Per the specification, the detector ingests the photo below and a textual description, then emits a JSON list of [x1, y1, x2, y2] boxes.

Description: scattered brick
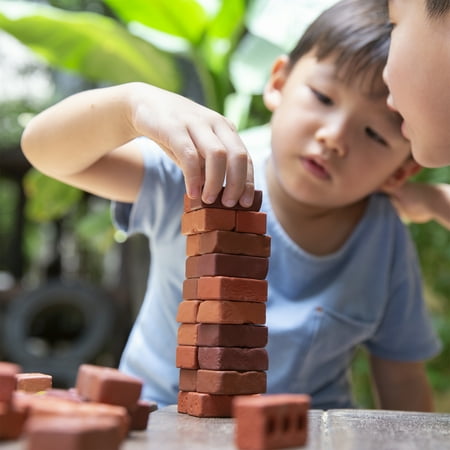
[[233, 394, 311, 450], [16, 373, 52, 393]]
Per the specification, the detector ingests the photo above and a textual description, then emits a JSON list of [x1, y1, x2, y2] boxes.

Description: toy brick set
[[0, 189, 311, 449], [0, 362, 156, 449]]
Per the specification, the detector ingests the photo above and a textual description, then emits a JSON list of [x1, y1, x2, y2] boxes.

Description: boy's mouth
[[301, 157, 331, 180]]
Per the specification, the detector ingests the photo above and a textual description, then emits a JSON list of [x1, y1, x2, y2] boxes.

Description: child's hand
[[385, 181, 437, 224], [130, 83, 254, 208]]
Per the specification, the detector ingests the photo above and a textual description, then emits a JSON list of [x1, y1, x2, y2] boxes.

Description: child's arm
[[388, 182, 450, 230], [369, 354, 434, 411], [21, 82, 254, 206]]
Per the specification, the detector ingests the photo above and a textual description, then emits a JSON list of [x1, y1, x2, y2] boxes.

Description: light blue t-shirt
[[113, 135, 440, 409]]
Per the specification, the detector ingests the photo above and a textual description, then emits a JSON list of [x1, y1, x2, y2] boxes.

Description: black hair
[[426, 0, 450, 17], [287, 0, 391, 93]]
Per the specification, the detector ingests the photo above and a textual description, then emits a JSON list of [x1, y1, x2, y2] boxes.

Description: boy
[[21, 0, 440, 410]]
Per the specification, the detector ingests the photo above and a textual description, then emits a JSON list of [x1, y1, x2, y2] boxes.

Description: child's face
[[264, 53, 411, 209], [385, 0, 450, 167]]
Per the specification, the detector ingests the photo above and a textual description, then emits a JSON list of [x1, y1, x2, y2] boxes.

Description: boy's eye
[[311, 88, 333, 106], [365, 127, 387, 146]]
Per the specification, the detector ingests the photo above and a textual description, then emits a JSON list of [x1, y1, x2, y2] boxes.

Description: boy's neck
[[266, 162, 368, 256]]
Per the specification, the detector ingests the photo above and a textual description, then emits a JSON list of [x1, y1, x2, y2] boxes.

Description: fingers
[[186, 118, 255, 207]]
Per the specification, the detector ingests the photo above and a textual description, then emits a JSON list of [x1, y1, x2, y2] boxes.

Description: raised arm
[[21, 82, 254, 205]]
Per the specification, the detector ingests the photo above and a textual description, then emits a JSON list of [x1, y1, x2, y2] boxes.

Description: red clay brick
[[198, 347, 268, 371], [185, 392, 235, 418], [182, 278, 199, 300], [0, 401, 28, 440], [181, 209, 236, 235], [235, 211, 267, 234], [129, 400, 157, 431], [176, 346, 199, 369], [197, 301, 266, 325], [176, 300, 201, 323], [76, 364, 142, 410], [185, 253, 268, 279], [233, 394, 311, 450], [16, 373, 52, 393], [177, 391, 190, 414], [196, 370, 266, 395], [183, 189, 262, 213], [197, 324, 268, 347], [178, 369, 198, 392], [26, 415, 122, 450], [197, 276, 267, 302], [177, 323, 200, 345], [0, 362, 21, 404], [186, 230, 271, 258]]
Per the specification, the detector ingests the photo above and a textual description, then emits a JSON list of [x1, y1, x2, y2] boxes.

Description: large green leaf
[[103, 0, 209, 45], [0, 1, 180, 90], [201, 0, 245, 74]]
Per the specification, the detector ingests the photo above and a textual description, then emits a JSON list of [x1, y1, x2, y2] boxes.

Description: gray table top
[[2, 406, 450, 449]]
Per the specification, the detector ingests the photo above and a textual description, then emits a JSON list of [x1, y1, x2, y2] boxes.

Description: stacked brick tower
[[176, 189, 271, 418]]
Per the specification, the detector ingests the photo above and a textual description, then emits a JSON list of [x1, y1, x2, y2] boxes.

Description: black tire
[[2, 279, 116, 368]]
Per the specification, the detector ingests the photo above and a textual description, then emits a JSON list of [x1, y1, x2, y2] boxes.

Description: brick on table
[[129, 399, 157, 431], [196, 370, 266, 395], [183, 189, 263, 213], [235, 211, 267, 235], [177, 391, 190, 414], [233, 394, 311, 450], [176, 300, 201, 323], [198, 347, 268, 371], [0, 401, 28, 441], [16, 373, 52, 393], [197, 324, 268, 348], [176, 346, 199, 369], [0, 362, 21, 403], [185, 253, 269, 280], [186, 230, 271, 258], [184, 391, 236, 418], [196, 276, 267, 302], [15, 394, 130, 440], [178, 369, 198, 392], [197, 300, 266, 325], [181, 209, 236, 235], [25, 415, 123, 450], [75, 364, 142, 410]]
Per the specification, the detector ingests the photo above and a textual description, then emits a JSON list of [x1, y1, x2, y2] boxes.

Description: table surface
[[2, 406, 450, 449]]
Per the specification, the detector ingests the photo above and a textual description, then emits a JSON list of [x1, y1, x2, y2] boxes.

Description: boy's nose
[[315, 122, 348, 158]]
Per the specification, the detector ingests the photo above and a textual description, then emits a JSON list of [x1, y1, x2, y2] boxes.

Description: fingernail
[[222, 198, 236, 208]]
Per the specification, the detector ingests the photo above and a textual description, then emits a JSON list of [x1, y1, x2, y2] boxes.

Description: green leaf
[[0, 1, 180, 90], [201, 0, 245, 74], [103, 0, 209, 45], [75, 206, 115, 253], [23, 170, 83, 222]]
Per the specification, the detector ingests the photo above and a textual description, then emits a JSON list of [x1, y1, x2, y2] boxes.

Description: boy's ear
[[263, 55, 290, 112], [380, 158, 422, 192]]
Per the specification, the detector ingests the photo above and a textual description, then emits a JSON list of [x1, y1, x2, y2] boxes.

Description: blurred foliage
[[0, 0, 449, 410]]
